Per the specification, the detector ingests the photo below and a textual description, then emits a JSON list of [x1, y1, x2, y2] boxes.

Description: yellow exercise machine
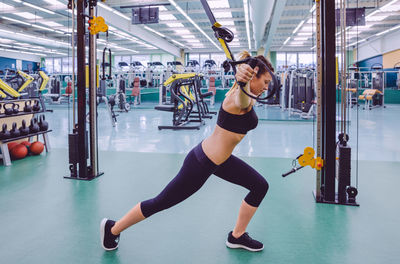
[[38, 71, 49, 92], [155, 73, 208, 130], [0, 70, 35, 98], [0, 89, 6, 99]]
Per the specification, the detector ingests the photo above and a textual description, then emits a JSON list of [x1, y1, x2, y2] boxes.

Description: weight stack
[[68, 131, 88, 177], [338, 143, 351, 203]]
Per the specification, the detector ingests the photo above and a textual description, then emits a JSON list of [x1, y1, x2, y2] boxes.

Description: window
[[54, 58, 61, 73], [286, 53, 297, 67], [200, 54, 210, 67], [298, 53, 315, 67], [62, 57, 72, 73], [162, 54, 174, 66], [45, 58, 53, 74], [122, 56, 131, 64], [133, 55, 150, 66], [114, 56, 122, 66], [276, 52, 286, 70], [152, 54, 161, 62], [189, 53, 200, 64], [210, 53, 226, 68]]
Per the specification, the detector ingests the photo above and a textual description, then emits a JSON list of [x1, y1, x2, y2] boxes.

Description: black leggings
[[141, 142, 269, 218]]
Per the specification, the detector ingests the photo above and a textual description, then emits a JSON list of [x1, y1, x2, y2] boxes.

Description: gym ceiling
[[0, 0, 399, 58]]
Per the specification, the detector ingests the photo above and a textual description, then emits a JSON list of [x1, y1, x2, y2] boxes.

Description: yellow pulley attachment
[[88, 16, 108, 35], [298, 147, 324, 170], [282, 147, 324, 177]]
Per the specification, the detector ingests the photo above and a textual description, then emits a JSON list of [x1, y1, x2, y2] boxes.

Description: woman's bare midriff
[[202, 125, 245, 165], [201, 94, 254, 165]]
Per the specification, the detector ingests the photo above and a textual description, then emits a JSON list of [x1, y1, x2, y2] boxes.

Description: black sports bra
[[217, 105, 258, 135]]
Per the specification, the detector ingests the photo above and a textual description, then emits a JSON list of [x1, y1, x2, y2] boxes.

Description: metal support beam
[[261, 0, 288, 51], [76, 0, 88, 179], [316, 0, 337, 202]]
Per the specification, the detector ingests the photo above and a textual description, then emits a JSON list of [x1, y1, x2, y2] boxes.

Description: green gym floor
[[1, 103, 399, 264]]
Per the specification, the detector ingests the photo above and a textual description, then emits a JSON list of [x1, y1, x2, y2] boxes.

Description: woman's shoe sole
[[100, 218, 118, 251], [226, 241, 264, 252]]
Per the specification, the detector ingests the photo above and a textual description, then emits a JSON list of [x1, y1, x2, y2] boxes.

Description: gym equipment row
[[155, 73, 216, 130], [280, 67, 316, 119], [347, 64, 386, 110]]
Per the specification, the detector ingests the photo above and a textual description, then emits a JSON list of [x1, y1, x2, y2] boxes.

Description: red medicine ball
[[30, 141, 44, 155], [8, 142, 19, 151], [10, 144, 28, 160], [20, 141, 32, 148]]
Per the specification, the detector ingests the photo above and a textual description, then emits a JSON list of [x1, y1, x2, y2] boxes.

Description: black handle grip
[[282, 166, 304, 177], [237, 58, 258, 87], [282, 169, 296, 177]]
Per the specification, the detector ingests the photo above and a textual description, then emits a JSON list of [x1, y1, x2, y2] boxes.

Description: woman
[[101, 51, 273, 252]]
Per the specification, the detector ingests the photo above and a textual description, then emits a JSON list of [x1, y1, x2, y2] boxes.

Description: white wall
[[0, 50, 40, 63], [355, 29, 400, 62]]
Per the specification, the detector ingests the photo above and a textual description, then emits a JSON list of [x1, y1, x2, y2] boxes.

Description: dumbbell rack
[[0, 98, 52, 166]]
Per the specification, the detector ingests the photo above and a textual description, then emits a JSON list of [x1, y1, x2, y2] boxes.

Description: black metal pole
[[88, 2, 98, 178], [76, 0, 88, 178], [321, 0, 336, 202]]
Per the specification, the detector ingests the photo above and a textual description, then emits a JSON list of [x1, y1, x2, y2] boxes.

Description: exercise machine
[[283, 0, 359, 206], [65, 0, 108, 180], [358, 63, 385, 110], [0, 70, 34, 99], [155, 73, 206, 130]]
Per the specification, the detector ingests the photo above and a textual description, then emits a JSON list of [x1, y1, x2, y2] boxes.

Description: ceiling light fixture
[[143, 25, 166, 37], [293, 20, 305, 34], [22, 2, 55, 15], [168, 0, 221, 50], [283, 37, 291, 45]]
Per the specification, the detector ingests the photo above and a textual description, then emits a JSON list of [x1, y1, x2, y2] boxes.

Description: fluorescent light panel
[[32, 24, 55, 32], [22, 2, 55, 14], [294, 37, 308, 41], [0, 3, 14, 10], [14, 12, 43, 19], [159, 14, 177, 20], [366, 15, 389, 22], [208, 0, 230, 9], [143, 25, 166, 37], [181, 35, 196, 39], [174, 29, 191, 34], [166, 22, 184, 28], [168, 0, 221, 50], [222, 20, 235, 26], [185, 39, 200, 43], [171, 39, 185, 47], [298, 32, 313, 36], [283, 37, 290, 45], [214, 12, 232, 18], [40, 21, 64, 27], [43, 0, 64, 6], [293, 20, 305, 34], [1, 16, 30, 25]]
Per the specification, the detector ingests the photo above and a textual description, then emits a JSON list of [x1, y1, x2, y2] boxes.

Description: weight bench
[[358, 89, 383, 110]]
